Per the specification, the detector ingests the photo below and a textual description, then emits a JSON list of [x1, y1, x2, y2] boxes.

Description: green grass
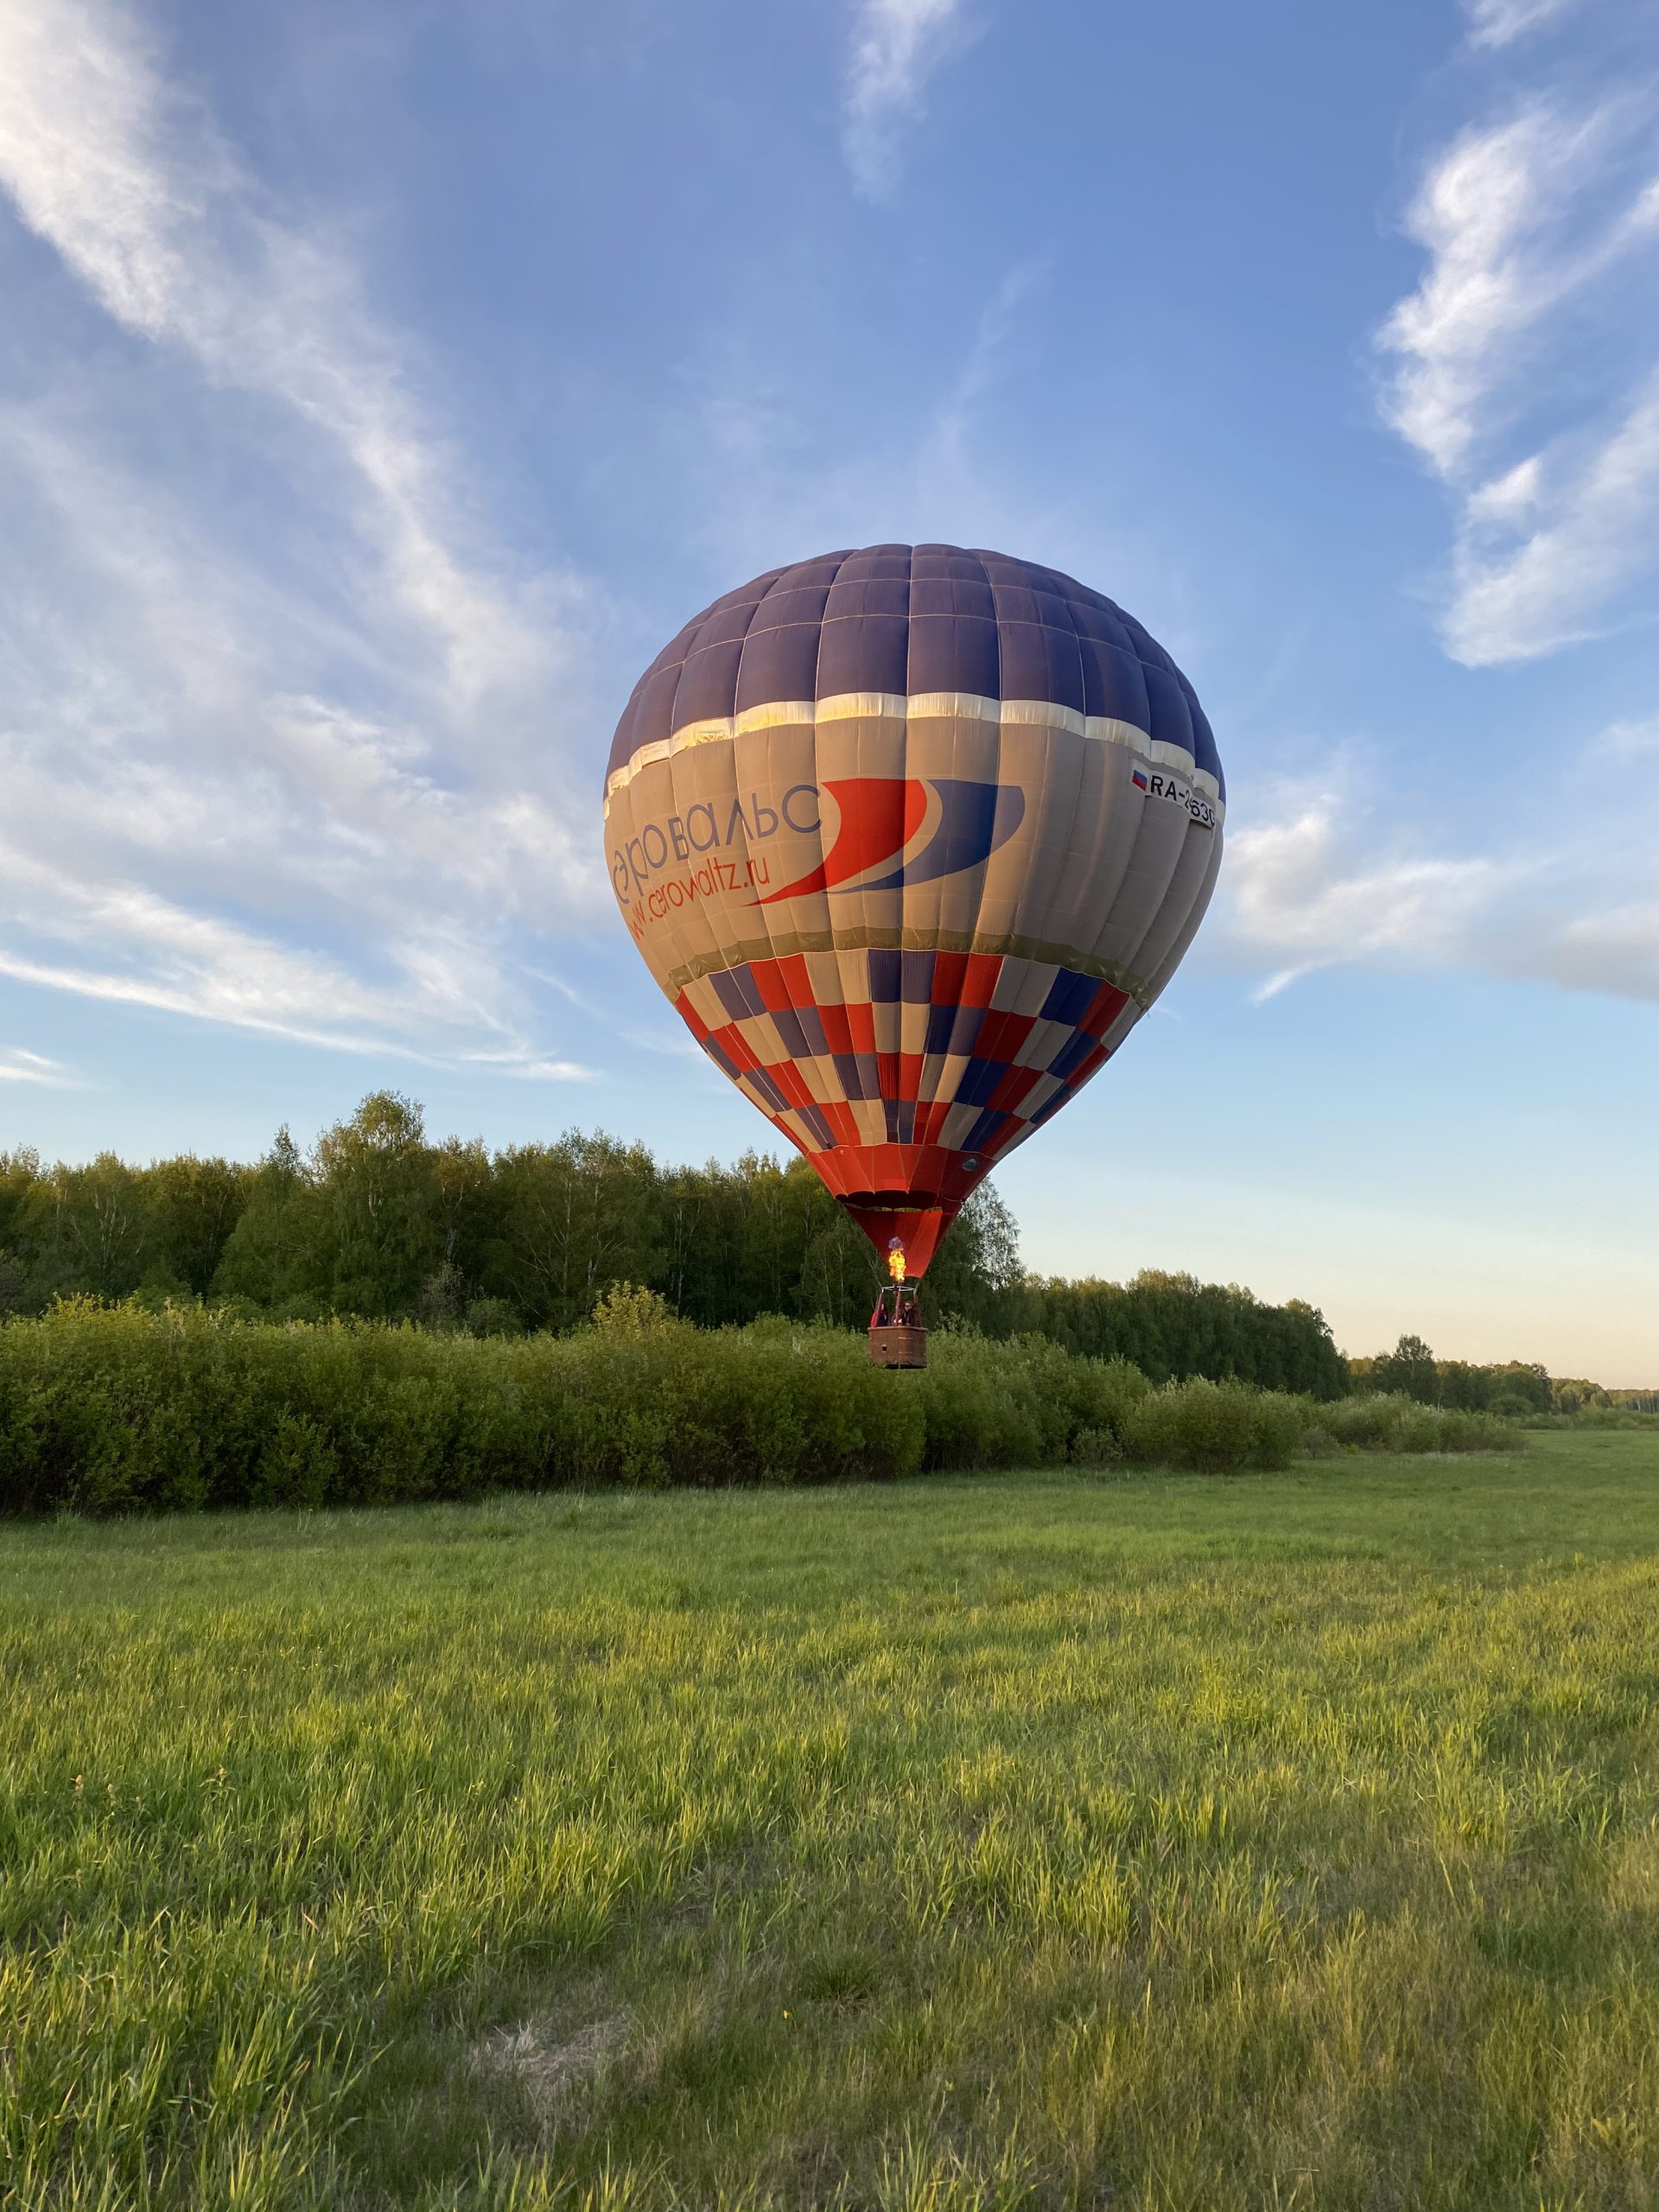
[[4, 1433, 1659, 2209]]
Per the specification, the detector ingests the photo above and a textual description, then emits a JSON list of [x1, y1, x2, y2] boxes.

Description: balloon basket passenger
[[868, 1241, 927, 1368]]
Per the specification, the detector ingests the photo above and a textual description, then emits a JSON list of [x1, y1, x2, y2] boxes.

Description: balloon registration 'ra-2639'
[[601, 544, 1224, 1365]]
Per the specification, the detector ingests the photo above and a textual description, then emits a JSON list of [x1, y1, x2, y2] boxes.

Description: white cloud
[[1226, 791, 1510, 1000], [843, 0, 969, 200], [1446, 370, 1659, 662], [1382, 108, 1606, 478], [1463, 0, 1580, 49], [1546, 897, 1659, 999], [0, 1050, 72, 1086], [1221, 779, 1659, 1008], [1378, 76, 1659, 664], [0, 0, 547, 705], [0, 0, 609, 1068], [1380, 107, 1659, 480]]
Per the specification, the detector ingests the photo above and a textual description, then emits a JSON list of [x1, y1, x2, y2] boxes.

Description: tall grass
[[1, 1435, 1656, 2209], [0, 1301, 1521, 1519]]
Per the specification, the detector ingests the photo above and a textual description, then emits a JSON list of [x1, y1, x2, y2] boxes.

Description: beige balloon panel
[[603, 703, 1224, 1156]]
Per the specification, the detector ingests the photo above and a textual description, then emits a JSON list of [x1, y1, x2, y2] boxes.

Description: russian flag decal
[[1131, 767, 1149, 791]]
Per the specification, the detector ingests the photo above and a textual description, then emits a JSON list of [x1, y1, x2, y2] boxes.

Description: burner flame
[[887, 1238, 906, 1283]]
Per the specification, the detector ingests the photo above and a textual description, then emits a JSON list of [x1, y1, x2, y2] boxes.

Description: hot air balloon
[[601, 545, 1224, 1364]]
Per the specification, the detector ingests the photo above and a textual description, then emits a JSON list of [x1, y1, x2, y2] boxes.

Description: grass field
[[3, 1433, 1659, 2211]]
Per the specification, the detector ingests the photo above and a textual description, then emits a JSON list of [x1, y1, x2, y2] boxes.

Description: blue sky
[[1, 0, 1656, 1378]]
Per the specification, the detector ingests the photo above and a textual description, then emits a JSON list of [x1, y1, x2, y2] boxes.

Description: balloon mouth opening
[[842, 1197, 957, 1283]]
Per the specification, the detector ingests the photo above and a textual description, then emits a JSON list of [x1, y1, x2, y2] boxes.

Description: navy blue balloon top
[[606, 544, 1222, 800]]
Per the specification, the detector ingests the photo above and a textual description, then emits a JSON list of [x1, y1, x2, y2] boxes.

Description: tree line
[[3, 1090, 1635, 1405], [0, 1092, 1027, 1337], [1346, 1334, 1656, 1417]]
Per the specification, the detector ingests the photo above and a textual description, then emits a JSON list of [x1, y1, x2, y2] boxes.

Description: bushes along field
[[0, 1299, 1521, 1516]]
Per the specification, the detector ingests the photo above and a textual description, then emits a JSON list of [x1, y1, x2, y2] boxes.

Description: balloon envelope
[[602, 544, 1224, 1278]]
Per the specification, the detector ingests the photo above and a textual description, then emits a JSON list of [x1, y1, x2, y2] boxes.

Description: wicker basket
[[868, 1322, 928, 1370]]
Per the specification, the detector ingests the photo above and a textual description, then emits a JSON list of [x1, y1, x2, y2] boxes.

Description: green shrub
[[1319, 1393, 1522, 1454], [590, 1281, 679, 1338], [1069, 1426, 1122, 1468], [1121, 1376, 1306, 1472], [1486, 1389, 1536, 1420], [463, 1296, 521, 1338], [919, 1331, 1148, 1471]]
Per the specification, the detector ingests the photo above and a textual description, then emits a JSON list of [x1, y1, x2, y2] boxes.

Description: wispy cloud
[[0, 0, 546, 703], [1445, 369, 1659, 663], [1597, 713, 1659, 757], [1220, 774, 1659, 1007], [842, 0, 970, 200], [920, 261, 1044, 481], [0, 0, 607, 1068], [0, 1050, 73, 1086], [1463, 0, 1581, 49], [1377, 62, 1659, 664], [674, 255, 1076, 593]]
